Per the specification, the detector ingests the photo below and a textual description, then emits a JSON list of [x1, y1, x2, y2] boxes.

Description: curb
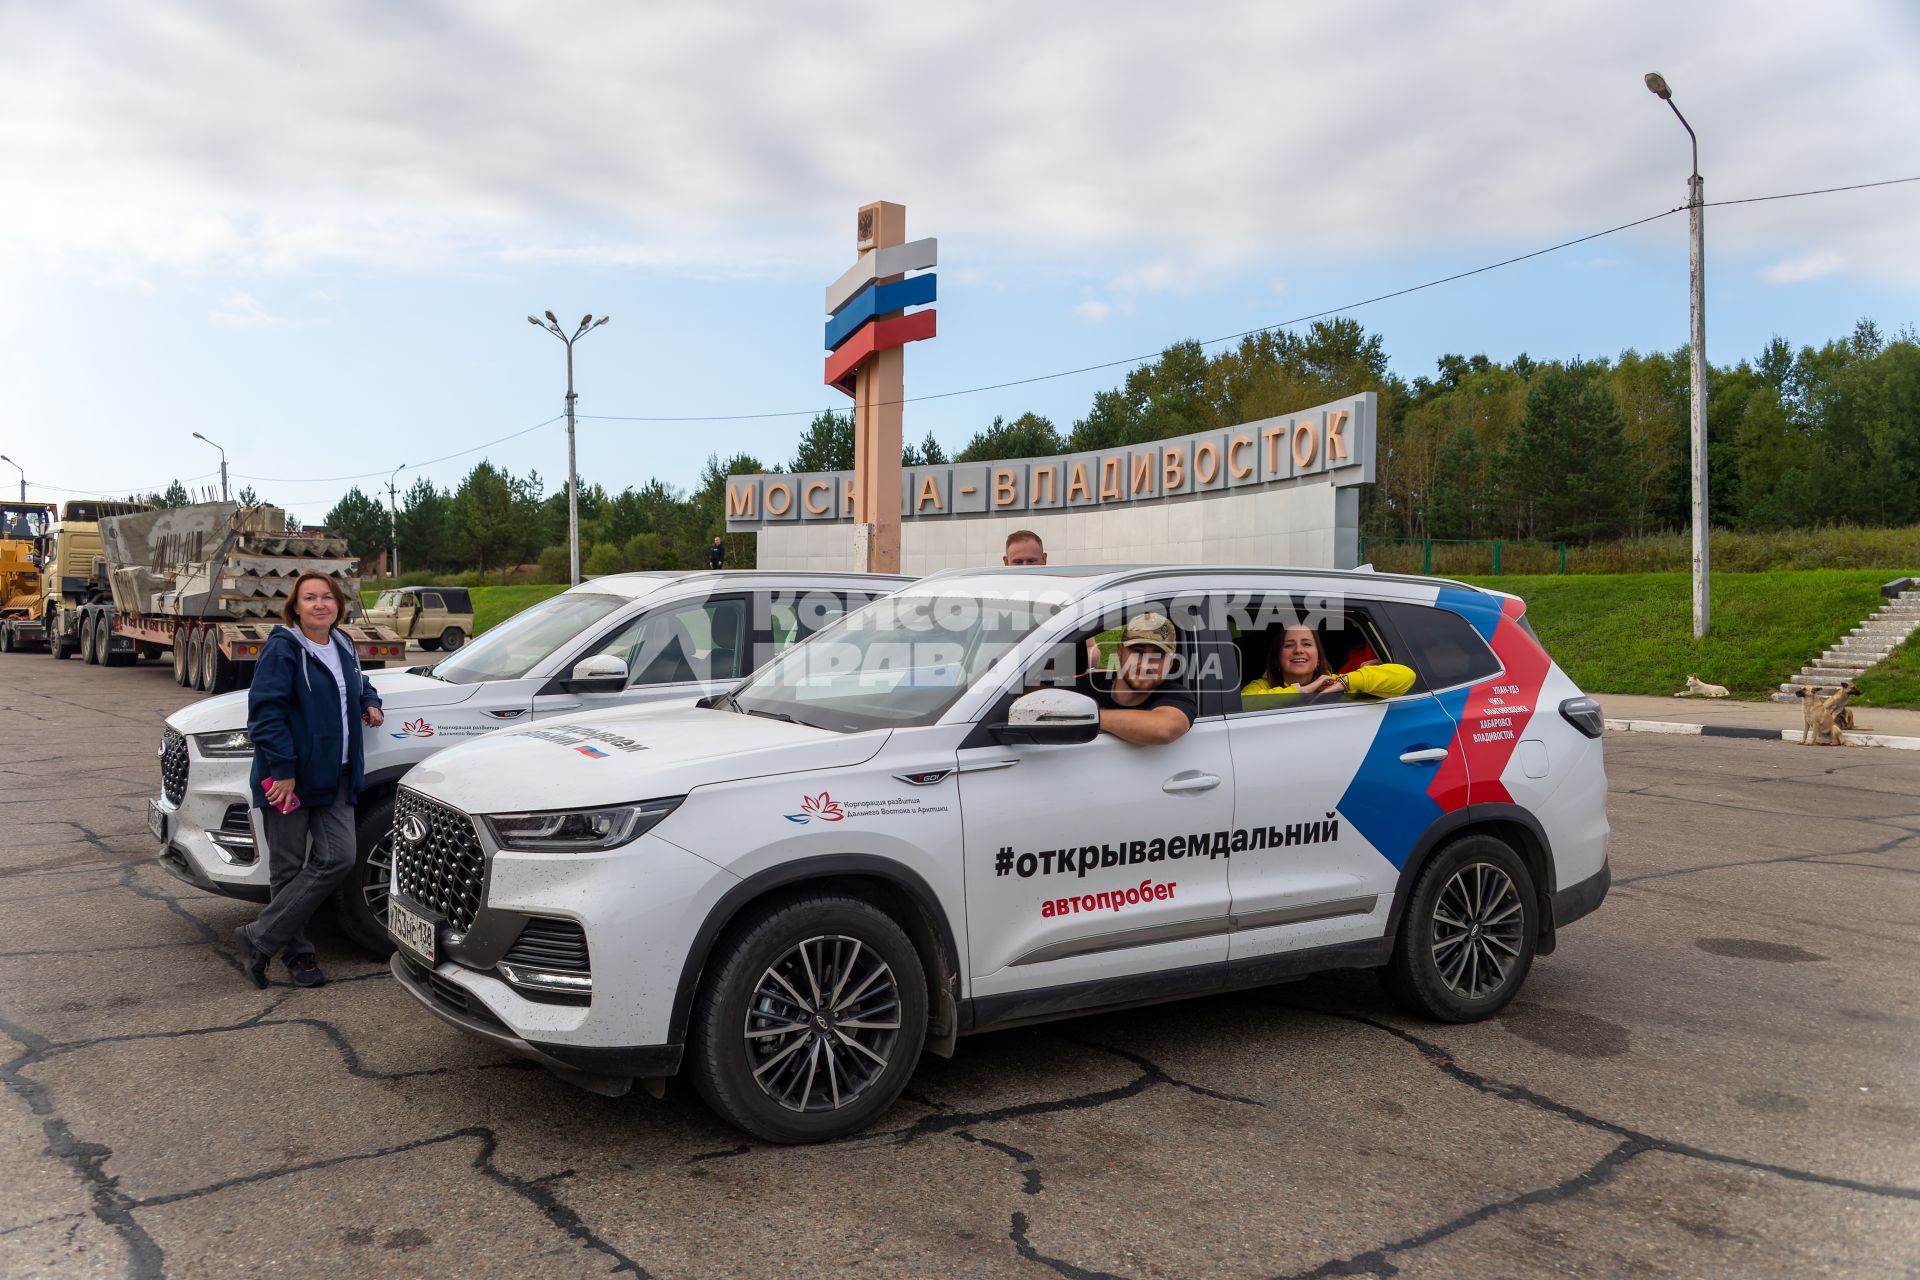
[[1602, 718, 1920, 752]]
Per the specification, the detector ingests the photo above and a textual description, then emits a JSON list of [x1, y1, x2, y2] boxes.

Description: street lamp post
[[1645, 71, 1710, 639], [526, 311, 610, 586], [386, 464, 406, 581], [192, 432, 230, 503], [0, 455, 23, 502]]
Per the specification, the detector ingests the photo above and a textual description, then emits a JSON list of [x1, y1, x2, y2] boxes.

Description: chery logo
[[390, 718, 435, 739], [784, 793, 844, 824]]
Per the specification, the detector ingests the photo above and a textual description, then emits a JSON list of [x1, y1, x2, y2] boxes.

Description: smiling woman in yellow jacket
[[1243, 626, 1416, 699]]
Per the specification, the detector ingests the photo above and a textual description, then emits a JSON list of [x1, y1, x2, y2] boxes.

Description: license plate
[[147, 799, 168, 844], [388, 897, 438, 965]]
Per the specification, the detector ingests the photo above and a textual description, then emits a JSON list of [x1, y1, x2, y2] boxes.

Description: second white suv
[[151, 571, 907, 951], [384, 566, 1611, 1142]]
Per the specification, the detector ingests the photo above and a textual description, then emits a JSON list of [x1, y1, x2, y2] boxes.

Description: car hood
[[163, 671, 481, 735], [402, 702, 888, 815]]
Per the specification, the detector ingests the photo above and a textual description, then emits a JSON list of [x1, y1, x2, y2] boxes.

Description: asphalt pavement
[[3, 651, 1917, 1278]]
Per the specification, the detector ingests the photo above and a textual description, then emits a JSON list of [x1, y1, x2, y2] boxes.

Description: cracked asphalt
[[3, 654, 1917, 1279]]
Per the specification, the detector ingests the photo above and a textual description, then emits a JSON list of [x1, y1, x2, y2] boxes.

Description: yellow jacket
[[1242, 663, 1416, 699]]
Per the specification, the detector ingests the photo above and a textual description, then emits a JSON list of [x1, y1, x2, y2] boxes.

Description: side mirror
[[565, 654, 629, 694], [994, 688, 1101, 745]]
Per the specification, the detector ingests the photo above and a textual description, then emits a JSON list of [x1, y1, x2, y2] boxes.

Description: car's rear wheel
[[437, 627, 464, 651], [331, 790, 397, 956], [690, 894, 926, 1144], [1382, 834, 1537, 1022]]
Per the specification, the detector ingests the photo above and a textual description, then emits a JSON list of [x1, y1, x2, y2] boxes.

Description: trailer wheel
[[206, 639, 238, 694], [79, 613, 98, 665], [198, 629, 222, 692], [0, 624, 13, 653], [172, 631, 190, 685], [183, 628, 204, 691]]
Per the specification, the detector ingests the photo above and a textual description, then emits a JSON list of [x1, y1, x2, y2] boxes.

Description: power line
[[230, 414, 566, 484], [579, 172, 1918, 427], [1701, 174, 1919, 209], [25, 470, 222, 499]]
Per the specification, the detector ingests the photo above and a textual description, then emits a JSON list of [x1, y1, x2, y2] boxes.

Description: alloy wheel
[[744, 935, 902, 1114], [1430, 862, 1524, 1000], [363, 830, 393, 924]]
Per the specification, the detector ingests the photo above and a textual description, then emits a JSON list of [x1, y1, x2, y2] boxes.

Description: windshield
[[429, 592, 628, 685], [2, 505, 50, 540], [733, 592, 1064, 733], [374, 590, 401, 609]]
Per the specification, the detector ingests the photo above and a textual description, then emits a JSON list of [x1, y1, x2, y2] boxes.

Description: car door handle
[[1399, 748, 1448, 765], [1163, 772, 1222, 794]]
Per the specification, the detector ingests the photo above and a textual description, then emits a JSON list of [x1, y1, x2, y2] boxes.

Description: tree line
[[126, 315, 1917, 579]]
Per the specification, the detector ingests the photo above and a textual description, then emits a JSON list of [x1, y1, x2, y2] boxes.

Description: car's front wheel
[[1382, 834, 1537, 1022], [690, 894, 926, 1144]]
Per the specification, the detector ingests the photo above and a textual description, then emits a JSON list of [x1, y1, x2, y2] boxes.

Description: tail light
[[1559, 696, 1605, 739]]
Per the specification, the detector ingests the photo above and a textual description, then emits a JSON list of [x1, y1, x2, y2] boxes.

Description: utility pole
[[527, 311, 610, 585], [192, 432, 229, 502], [1645, 72, 1710, 638], [386, 464, 406, 581], [0, 455, 23, 501]]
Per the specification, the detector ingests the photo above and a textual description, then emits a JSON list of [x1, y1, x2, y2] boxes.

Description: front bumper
[[385, 824, 738, 1068], [390, 953, 681, 1095], [154, 751, 270, 900]]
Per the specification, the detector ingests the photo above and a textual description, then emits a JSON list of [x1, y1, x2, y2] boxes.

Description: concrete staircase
[[1772, 586, 1920, 702]]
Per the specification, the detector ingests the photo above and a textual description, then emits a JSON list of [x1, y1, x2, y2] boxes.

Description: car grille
[[160, 728, 188, 806], [504, 917, 591, 974], [391, 788, 487, 934]]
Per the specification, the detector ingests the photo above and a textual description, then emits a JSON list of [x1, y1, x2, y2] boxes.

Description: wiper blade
[[699, 690, 742, 713], [742, 706, 799, 724]]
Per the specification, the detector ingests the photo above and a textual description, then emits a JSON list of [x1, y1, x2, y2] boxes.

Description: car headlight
[[481, 797, 683, 853], [192, 730, 254, 758]]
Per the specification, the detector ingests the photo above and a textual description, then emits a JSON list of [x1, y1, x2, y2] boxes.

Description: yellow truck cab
[[366, 585, 474, 651], [0, 500, 146, 656]]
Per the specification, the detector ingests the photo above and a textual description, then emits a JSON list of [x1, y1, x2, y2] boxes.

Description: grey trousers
[[244, 777, 357, 960]]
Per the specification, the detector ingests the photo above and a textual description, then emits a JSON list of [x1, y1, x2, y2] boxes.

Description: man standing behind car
[[708, 536, 726, 570], [1003, 530, 1047, 566], [1078, 612, 1194, 745]]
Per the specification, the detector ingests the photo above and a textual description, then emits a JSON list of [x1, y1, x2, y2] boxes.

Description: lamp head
[[544, 310, 558, 325], [527, 315, 541, 326], [1644, 72, 1672, 100], [595, 315, 610, 327]]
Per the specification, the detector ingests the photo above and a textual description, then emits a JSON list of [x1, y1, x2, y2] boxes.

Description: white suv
[[152, 571, 907, 952], [386, 566, 1610, 1142]]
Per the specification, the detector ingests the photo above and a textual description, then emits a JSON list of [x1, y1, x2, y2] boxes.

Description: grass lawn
[[1455, 570, 1915, 706], [1855, 633, 1920, 707]]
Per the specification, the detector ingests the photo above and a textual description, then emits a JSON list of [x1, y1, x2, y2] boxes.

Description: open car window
[[1222, 596, 1414, 715]]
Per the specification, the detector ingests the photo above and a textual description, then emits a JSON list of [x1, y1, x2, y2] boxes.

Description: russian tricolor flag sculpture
[[823, 237, 937, 395]]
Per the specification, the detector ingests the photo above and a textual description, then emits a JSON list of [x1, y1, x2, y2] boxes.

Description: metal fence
[[1358, 536, 1568, 576]]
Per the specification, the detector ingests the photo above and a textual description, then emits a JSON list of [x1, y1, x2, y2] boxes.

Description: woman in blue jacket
[[237, 572, 384, 988]]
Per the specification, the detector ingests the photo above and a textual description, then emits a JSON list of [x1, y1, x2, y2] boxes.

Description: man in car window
[[1079, 612, 1195, 745]]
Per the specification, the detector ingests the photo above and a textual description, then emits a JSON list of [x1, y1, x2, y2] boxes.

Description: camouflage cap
[[1120, 611, 1177, 654]]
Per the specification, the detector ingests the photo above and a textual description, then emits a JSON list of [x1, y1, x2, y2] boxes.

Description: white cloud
[[210, 290, 288, 327], [1762, 250, 1846, 284], [1075, 300, 1112, 323], [0, 2, 1915, 284]]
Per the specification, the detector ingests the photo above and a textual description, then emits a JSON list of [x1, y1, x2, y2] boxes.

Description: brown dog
[[1798, 682, 1859, 746]]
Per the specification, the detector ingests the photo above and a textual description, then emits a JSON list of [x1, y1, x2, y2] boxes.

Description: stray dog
[[1675, 674, 1730, 698], [1798, 682, 1859, 746]]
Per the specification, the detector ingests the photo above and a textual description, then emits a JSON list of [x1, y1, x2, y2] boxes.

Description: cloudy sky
[[2, 1, 1915, 519]]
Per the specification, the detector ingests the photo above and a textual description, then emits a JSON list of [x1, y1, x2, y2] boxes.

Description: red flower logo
[[785, 792, 844, 824], [402, 718, 434, 738]]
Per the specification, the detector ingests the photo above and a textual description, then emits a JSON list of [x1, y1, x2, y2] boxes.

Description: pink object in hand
[[261, 778, 300, 815]]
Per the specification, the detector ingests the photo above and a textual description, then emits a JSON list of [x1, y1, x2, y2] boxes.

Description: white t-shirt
[[295, 629, 351, 764]]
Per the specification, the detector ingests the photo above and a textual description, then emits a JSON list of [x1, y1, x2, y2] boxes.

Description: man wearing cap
[[1078, 612, 1195, 745]]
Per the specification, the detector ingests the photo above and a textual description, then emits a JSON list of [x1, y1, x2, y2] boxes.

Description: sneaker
[[286, 954, 327, 988], [234, 926, 270, 989]]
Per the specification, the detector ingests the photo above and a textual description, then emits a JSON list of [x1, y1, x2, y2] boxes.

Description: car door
[[958, 602, 1235, 1001], [420, 592, 448, 638], [534, 593, 754, 719], [1222, 594, 1465, 963]]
